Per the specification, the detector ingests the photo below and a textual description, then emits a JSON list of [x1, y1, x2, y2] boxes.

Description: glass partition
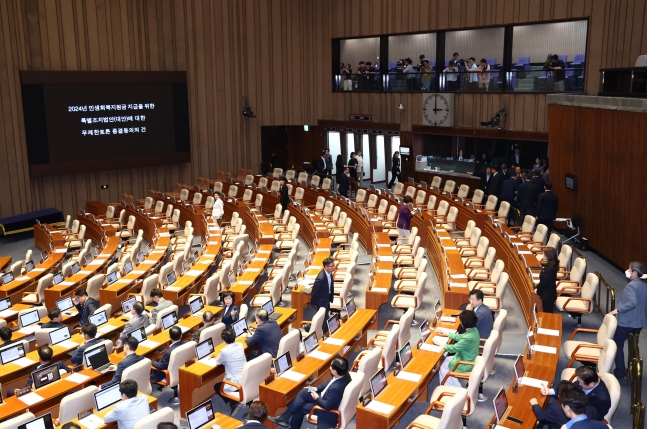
[[328, 132, 341, 175], [337, 37, 380, 91], [388, 137, 400, 183], [386, 33, 437, 91], [373, 135, 386, 183]]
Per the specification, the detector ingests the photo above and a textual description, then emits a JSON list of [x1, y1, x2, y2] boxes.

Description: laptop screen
[[94, 382, 122, 411], [0, 297, 11, 311], [31, 363, 61, 389], [123, 261, 133, 275], [232, 318, 247, 337], [493, 387, 509, 422], [514, 355, 524, 380], [137, 252, 144, 264], [49, 326, 71, 346], [433, 300, 443, 325], [161, 311, 178, 330], [261, 300, 274, 316], [106, 271, 118, 285], [87, 346, 110, 369], [370, 368, 388, 398], [527, 328, 535, 349], [121, 297, 136, 314], [20, 309, 40, 327], [84, 253, 93, 266], [190, 297, 204, 315], [327, 313, 340, 335], [53, 271, 64, 284], [398, 342, 413, 369], [533, 303, 539, 331], [166, 271, 177, 286], [274, 351, 293, 377], [419, 319, 431, 342], [186, 399, 215, 429], [25, 260, 35, 273], [345, 298, 356, 318], [71, 262, 81, 275], [2, 272, 13, 284], [0, 343, 26, 365], [17, 413, 55, 429], [56, 296, 74, 312], [89, 310, 108, 327], [127, 327, 147, 343], [196, 338, 214, 360], [41, 250, 48, 262], [303, 332, 318, 354], [84, 344, 107, 367]]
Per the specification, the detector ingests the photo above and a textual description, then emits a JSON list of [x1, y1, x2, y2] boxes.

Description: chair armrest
[[566, 327, 599, 341], [569, 343, 603, 361], [219, 380, 243, 402], [392, 294, 417, 308], [298, 320, 312, 328], [557, 286, 583, 296], [150, 368, 170, 386], [381, 319, 400, 330], [307, 405, 342, 428], [424, 392, 460, 413]]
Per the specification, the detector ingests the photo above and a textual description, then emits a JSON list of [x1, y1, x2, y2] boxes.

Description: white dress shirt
[[103, 394, 150, 429], [215, 342, 247, 392]]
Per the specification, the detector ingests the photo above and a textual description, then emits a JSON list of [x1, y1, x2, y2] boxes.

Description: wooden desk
[[77, 213, 116, 244], [152, 194, 205, 238], [365, 232, 393, 329], [524, 312, 562, 369], [0, 256, 11, 272], [55, 392, 158, 429], [260, 308, 377, 428], [35, 223, 65, 251]]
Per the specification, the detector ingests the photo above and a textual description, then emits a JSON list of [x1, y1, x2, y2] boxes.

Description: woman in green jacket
[[434, 310, 481, 387]]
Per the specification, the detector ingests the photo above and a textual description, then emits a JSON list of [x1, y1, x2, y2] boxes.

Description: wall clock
[[422, 93, 454, 127]]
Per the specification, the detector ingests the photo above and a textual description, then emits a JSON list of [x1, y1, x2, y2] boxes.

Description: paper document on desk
[[13, 357, 37, 367], [116, 279, 132, 285], [238, 280, 254, 285], [66, 372, 91, 384], [79, 414, 105, 429], [186, 270, 203, 277], [364, 400, 395, 414], [0, 309, 17, 318], [532, 345, 557, 354], [310, 266, 322, 270], [179, 325, 190, 333], [140, 340, 161, 349], [18, 392, 44, 405], [537, 328, 560, 337], [439, 236, 452, 240], [78, 271, 92, 276], [18, 325, 40, 335], [60, 281, 75, 286], [16, 276, 30, 281], [32, 267, 45, 272], [323, 337, 345, 346], [199, 357, 219, 367], [57, 340, 79, 350], [280, 370, 306, 382], [371, 287, 388, 293], [202, 254, 216, 258], [396, 371, 422, 382], [380, 256, 394, 262], [519, 377, 549, 389], [449, 282, 466, 288], [440, 316, 456, 323], [88, 260, 104, 266], [166, 286, 181, 292], [519, 251, 533, 255], [151, 250, 165, 255], [433, 336, 450, 346], [450, 274, 467, 279], [98, 325, 117, 334], [377, 270, 392, 274], [247, 268, 262, 272], [159, 233, 171, 237], [141, 260, 156, 265], [55, 248, 67, 253], [494, 426, 511, 429], [308, 350, 333, 361], [376, 244, 390, 247], [420, 343, 443, 353]]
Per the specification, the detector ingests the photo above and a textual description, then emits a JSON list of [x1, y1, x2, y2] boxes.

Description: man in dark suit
[[245, 309, 282, 358], [324, 149, 333, 176], [118, 301, 150, 345], [192, 311, 217, 343], [0, 327, 17, 347], [10, 345, 69, 395], [316, 151, 327, 176], [279, 176, 290, 214], [531, 383, 599, 429], [481, 167, 492, 195], [151, 326, 185, 383], [500, 172, 519, 223], [41, 308, 67, 329], [241, 401, 271, 429], [467, 290, 493, 341], [487, 166, 503, 201], [102, 337, 144, 388], [311, 257, 336, 334], [511, 147, 522, 167], [269, 356, 352, 429], [517, 171, 540, 222], [71, 323, 104, 366], [536, 182, 558, 234], [73, 288, 99, 326], [337, 166, 350, 197], [531, 168, 546, 191]]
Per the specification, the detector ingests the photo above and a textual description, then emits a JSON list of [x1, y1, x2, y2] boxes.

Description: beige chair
[[526, 224, 549, 252], [117, 215, 136, 239], [22, 273, 53, 304], [331, 218, 352, 244], [404, 186, 416, 199], [393, 259, 427, 293], [407, 388, 467, 429], [299, 307, 326, 341], [479, 272, 509, 311], [238, 303, 249, 320], [57, 386, 99, 426], [310, 175, 321, 188], [391, 273, 426, 323], [198, 323, 226, 349], [228, 185, 239, 199], [9, 260, 23, 277], [219, 352, 273, 413], [257, 177, 268, 189], [152, 342, 196, 404], [192, 273, 221, 306], [140, 274, 159, 305], [179, 189, 190, 201], [394, 247, 425, 277], [0, 412, 36, 429], [273, 168, 283, 179], [477, 195, 497, 212], [443, 180, 456, 195], [297, 172, 308, 185], [453, 220, 475, 242], [355, 189, 366, 205], [133, 407, 175, 429], [393, 182, 404, 195], [455, 225, 481, 251], [467, 257, 502, 288], [438, 207, 458, 231], [213, 181, 224, 193], [414, 190, 426, 208], [393, 226, 419, 253], [556, 257, 586, 295], [93, 303, 113, 319], [534, 233, 561, 260], [561, 339, 617, 380], [394, 237, 421, 266], [276, 224, 300, 249], [361, 324, 399, 370], [65, 224, 86, 249], [372, 307, 414, 349], [426, 195, 438, 211], [353, 346, 382, 397], [154, 305, 179, 329], [456, 184, 469, 200], [430, 176, 442, 189], [513, 215, 537, 241], [250, 272, 281, 308], [35, 328, 56, 347], [563, 314, 617, 362], [366, 194, 379, 212], [319, 176, 331, 191], [556, 245, 574, 279], [270, 180, 281, 193], [122, 357, 152, 395], [470, 189, 484, 206], [476, 331, 498, 401], [555, 272, 599, 324], [86, 274, 104, 301], [306, 372, 364, 429], [330, 273, 353, 311], [277, 329, 301, 361], [600, 373, 621, 424], [18, 307, 47, 328], [192, 192, 203, 206], [460, 236, 488, 261]]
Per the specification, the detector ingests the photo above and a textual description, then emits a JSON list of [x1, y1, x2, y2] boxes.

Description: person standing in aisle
[[355, 151, 364, 187], [387, 151, 401, 189], [348, 152, 358, 182]]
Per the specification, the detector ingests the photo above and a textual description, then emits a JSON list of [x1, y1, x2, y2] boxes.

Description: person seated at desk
[[156, 423, 178, 429], [40, 308, 66, 329], [466, 289, 493, 341], [103, 379, 151, 429], [241, 401, 271, 429], [214, 328, 247, 414], [245, 309, 281, 359], [118, 301, 150, 345], [434, 310, 480, 387], [62, 423, 81, 429], [151, 326, 185, 384], [192, 310, 216, 343], [268, 356, 352, 429], [149, 288, 172, 325], [71, 323, 104, 366], [0, 326, 17, 347], [555, 385, 608, 429], [101, 337, 144, 388], [73, 288, 100, 326], [221, 290, 240, 329], [10, 345, 70, 395], [531, 382, 598, 429]]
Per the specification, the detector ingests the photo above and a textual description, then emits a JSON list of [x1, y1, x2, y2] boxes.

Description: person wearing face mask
[[609, 261, 647, 380], [337, 166, 350, 197]]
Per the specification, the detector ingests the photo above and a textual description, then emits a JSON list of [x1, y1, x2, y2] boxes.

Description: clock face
[[422, 93, 454, 126]]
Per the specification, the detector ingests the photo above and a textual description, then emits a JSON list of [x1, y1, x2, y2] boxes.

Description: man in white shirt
[[103, 379, 150, 429], [214, 328, 248, 414], [466, 57, 479, 90], [355, 151, 364, 187], [212, 192, 224, 224], [444, 52, 460, 91]]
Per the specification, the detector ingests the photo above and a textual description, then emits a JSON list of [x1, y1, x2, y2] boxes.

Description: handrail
[[634, 402, 645, 429], [593, 271, 615, 315], [629, 332, 642, 429]]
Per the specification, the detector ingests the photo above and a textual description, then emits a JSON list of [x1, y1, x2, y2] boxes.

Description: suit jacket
[[325, 155, 333, 171], [245, 319, 282, 357], [616, 278, 647, 329], [311, 269, 333, 309], [531, 176, 545, 191], [338, 174, 350, 196], [316, 158, 327, 175], [237, 422, 270, 429], [532, 402, 597, 429], [517, 181, 540, 208], [481, 173, 491, 194], [27, 361, 70, 388], [152, 340, 185, 370], [535, 265, 558, 303], [119, 313, 151, 343], [574, 379, 611, 421], [78, 297, 100, 326], [536, 191, 558, 220], [150, 298, 173, 326], [500, 178, 519, 203], [280, 185, 290, 207], [473, 304, 493, 340], [192, 322, 216, 343], [40, 321, 66, 329], [103, 353, 145, 388], [488, 173, 503, 198], [222, 304, 240, 329], [71, 337, 104, 365], [570, 418, 609, 429], [313, 373, 353, 428]]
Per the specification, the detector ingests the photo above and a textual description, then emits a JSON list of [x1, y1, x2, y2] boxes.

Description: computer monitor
[[274, 351, 293, 377], [196, 338, 214, 361], [190, 297, 204, 315], [127, 327, 147, 343], [106, 271, 118, 285], [94, 382, 122, 411], [166, 271, 177, 287], [327, 313, 341, 335], [419, 319, 431, 342], [84, 344, 107, 367], [0, 297, 11, 311], [25, 260, 35, 273], [399, 146, 411, 155], [70, 262, 80, 275], [303, 332, 318, 354], [40, 250, 48, 263], [31, 363, 61, 389], [433, 300, 443, 325], [193, 250, 200, 263], [17, 413, 55, 429], [0, 343, 26, 365], [49, 326, 71, 346], [137, 252, 144, 265], [186, 399, 216, 429], [89, 310, 108, 327], [20, 309, 40, 327], [369, 368, 388, 398], [123, 261, 133, 275], [121, 297, 136, 314], [1, 272, 13, 285], [232, 318, 247, 338], [493, 387, 509, 423], [53, 271, 64, 285], [345, 298, 356, 318], [84, 253, 93, 266], [398, 342, 413, 369], [56, 296, 74, 312], [527, 328, 535, 350], [161, 311, 179, 330], [513, 355, 525, 381], [262, 299, 275, 316]]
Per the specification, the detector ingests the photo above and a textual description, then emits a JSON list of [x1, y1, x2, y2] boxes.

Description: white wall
[[389, 33, 436, 66], [446, 27, 505, 64], [340, 37, 380, 72], [512, 21, 588, 64]]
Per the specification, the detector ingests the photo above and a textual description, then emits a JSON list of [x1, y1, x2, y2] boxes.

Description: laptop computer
[[327, 313, 341, 335], [25, 260, 35, 273], [89, 310, 108, 327], [18, 413, 55, 429], [84, 344, 106, 367], [84, 253, 93, 266], [232, 318, 248, 338], [41, 250, 49, 263], [514, 355, 525, 381], [303, 332, 319, 354], [189, 297, 205, 316], [1, 272, 14, 285], [196, 338, 214, 361], [87, 346, 113, 374], [161, 311, 179, 330], [186, 399, 216, 429], [49, 326, 72, 346], [70, 262, 81, 275], [419, 318, 431, 342], [166, 271, 177, 288], [137, 252, 144, 265], [370, 368, 388, 398], [0, 342, 26, 365], [53, 271, 64, 285], [397, 342, 413, 369], [345, 298, 356, 318], [527, 327, 536, 351], [94, 382, 122, 411], [127, 327, 147, 343], [274, 351, 293, 377], [31, 363, 61, 389], [121, 296, 136, 315], [493, 387, 511, 424], [20, 309, 40, 328], [433, 300, 443, 325], [106, 271, 118, 286], [262, 300, 282, 320], [0, 297, 11, 312], [56, 296, 76, 315], [123, 260, 133, 275]]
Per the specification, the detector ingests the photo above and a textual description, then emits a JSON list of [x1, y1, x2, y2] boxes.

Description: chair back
[[294, 187, 304, 202], [239, 352, 273, 403], [258, 177, 268, 189], [180, 189, 189, 201], [18, 307, 47, 328], [35, 328, 56, 347], [337, 372, 365, 429], [412, 247, 425, 268], [298, 172, 308, 184], [398, 308, 415, 347], [277, 329, 301, 360], [0, 412, 36, 429], [443, 180, 456, 194], [133, 407, 175, 429], [155, 305, 179, 329], [393, 182, 404, 195], [245, 175, 255, 186], [273, 168, 283, 178], [599, 314, 618, 345], [599, 372, 620, 424], [200, 323, 226, 348], [356, 189, 366, 203], [436, 200, 449, 217], [192, 193, 203, 205], [457, 184, 469, 198], [357, 346, 382, 396], [597, 339, 617, 374], [431, 176, 442, 188], [166, 343, 196, 387], [122, 357, 152, 395], [497, 201, 510, 218], [484, 195, 497, 211], [377, 199, 389, 215], [238, 304, 249, 320], [481, 331, 499, 383], [270, 180, 281, 192], [202, 273, 221, 305], [94, 304, 112, 319], [521, 215, 536, 233], [158, 262, 174, 288], [464, 356, 486, 416], [34, 273, 53, 303], [492, 309, 507, 354], [472, 189, 484, 205], [404, 186, 416, 198], [474, 236, 489, 258], [243, 189, 253, 202], [546, 233, 560, 249], [533, 224, 548, 244], [310, 175, 320, 187], [367, 194, 378, 210], [310, 307, 326, 340], [87, 274, 104, 301], [559, 245, 573, 270], [58, 385, 99, 424], [414, 190, 426, 206], [462, 220, 476, 239], [437, 388, 468, 429], [141, 274, 159, 305], [383, 324, 400, 369]]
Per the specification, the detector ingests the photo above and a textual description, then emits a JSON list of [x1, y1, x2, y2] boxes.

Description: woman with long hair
[[387, 151, 401, 189], [535, 246, 558, 313]]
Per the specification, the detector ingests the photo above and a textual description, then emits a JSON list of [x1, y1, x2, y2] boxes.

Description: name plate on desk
[[323, 337, 345, 346], [396, 371, 422, 382], [537, 328, 560, 336], [280, 370, 306, 382], [238, 280, 254, 285], [531, 345, 557, 354], [379, 256, 394, 262], [449, 282, 466, 288]]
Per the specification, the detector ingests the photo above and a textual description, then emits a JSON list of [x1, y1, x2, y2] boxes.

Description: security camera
[[242, 106, 256, 119], [398, 104, 405, 111]]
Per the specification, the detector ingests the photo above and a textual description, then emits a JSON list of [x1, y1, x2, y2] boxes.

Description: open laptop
[[303, 332, 319, 354], [40, 250, 49, 263], [493, 387, 511, 424], [89, 310, 108, 327], [166, 271, 177, 288], [327, 313, 341, 335], [121, 296, 136, 315], [527, 327, 536, 351], [106, 271, 118, 286], [189, 297, 205, 316], [84, 344, 106, 367], [25, 260, 35, 273], [127, 327, 147, 344], [369, 368, 388, 398], [419, 318, 431, 342], [31, 363, 62, 389], [70, 262, 81, 275], [53, 271, 64, 285], [0, 342, 26, 365], [0, 297, 11, 312], [262, 300, 282, 320], [123, 260, 133, 276], [274, 351, 293, 377], [232, 318, 248, 338], [20, 309, 40, 328], [186, 399, 216, 429], [433, 300, 443, 325], [136, 252, 144, 265], [161, 311, 179, 330], [56, 296, 76, 316], [49, 326, 72, 346], [196, 338, 214, 361], [84, 253, 93, 266], [397, 342, 413, 369], [18, 413, 55, 429], [87, 346, 113, 374], [1, 272, 13, 285], [514, 355, 525, 381], [345, 298, 356, 318], [94, 382, 122, 411]]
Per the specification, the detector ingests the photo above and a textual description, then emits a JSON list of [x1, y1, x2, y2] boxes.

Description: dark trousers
[[541, 298, 555, 313], [321, 305, 330, 334], [537, 219, 553, 235], [279, 388, 335, 429], [613, 325, 642, 377], [519, 205, 536, 223], [388, 171, 401, 188]]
